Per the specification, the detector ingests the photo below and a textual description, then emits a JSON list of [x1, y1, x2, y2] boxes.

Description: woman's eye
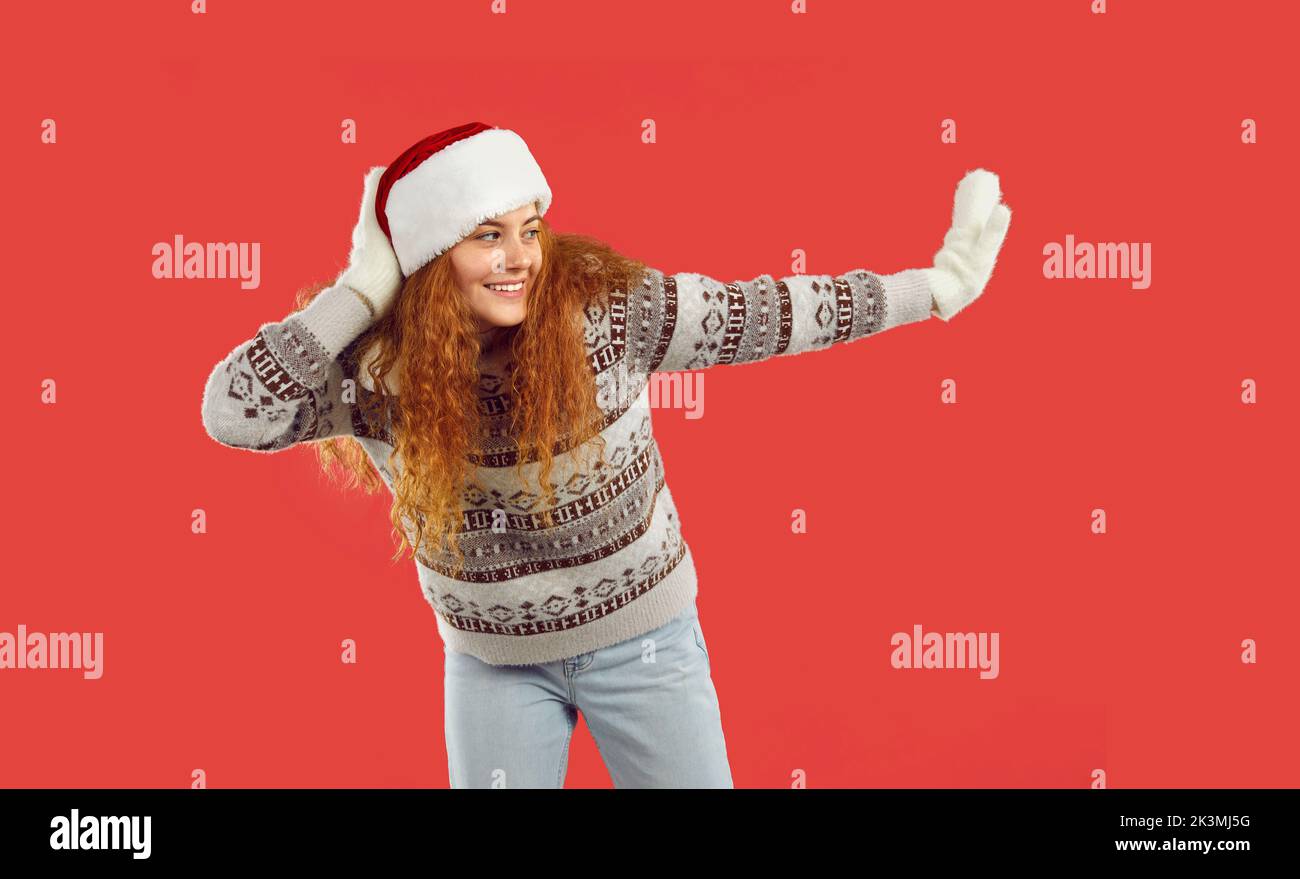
[[479, 228, 540, 241]]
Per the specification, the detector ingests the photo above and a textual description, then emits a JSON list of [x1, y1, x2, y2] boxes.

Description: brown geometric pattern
[[221, 356, 320, 450], [584, 289, 627, 376], [416, 423, 665, 583], [218, 350, 327, 450], [247, 331, 311, 402], [428, 506, 689, 634], [621, 271, 676, 376], [461, 410, 654, 513], [419, 461, 665, 584], [628, 266, 892, 373], [261, 316, 335, 390], [206, 328, 389, 451], [466, 404, 629, 469]]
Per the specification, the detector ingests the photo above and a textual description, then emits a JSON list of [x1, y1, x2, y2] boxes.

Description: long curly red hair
[[291, 216, 647, 577]]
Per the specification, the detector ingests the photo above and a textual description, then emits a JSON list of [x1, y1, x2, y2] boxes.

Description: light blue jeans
[[443, 600, 733, 788]]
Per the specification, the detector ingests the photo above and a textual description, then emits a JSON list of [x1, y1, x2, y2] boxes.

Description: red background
[[3, 0, 1296, 788]]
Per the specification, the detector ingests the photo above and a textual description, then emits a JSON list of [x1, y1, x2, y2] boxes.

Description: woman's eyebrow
[[479, 215, 543, 228]]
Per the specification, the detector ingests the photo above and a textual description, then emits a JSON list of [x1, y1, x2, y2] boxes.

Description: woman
[[200, 122, 1012, 788]]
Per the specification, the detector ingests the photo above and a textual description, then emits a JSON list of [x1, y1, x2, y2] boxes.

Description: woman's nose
[[505, 239, 532, 268]]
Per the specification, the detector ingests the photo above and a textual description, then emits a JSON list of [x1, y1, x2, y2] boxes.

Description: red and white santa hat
[[375, 121, 553, 278]]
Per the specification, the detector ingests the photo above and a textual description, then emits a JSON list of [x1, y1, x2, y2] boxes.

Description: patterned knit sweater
[[201, 264, 937, 665]]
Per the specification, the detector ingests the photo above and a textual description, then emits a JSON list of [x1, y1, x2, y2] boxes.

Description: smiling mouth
[[485, 281, 527, 297]]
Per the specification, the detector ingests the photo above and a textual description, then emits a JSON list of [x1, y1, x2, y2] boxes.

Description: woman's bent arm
[[200, 280, 376, 452]]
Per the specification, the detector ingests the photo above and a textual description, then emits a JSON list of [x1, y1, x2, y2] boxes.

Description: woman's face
[[447, 201, 542, 338]]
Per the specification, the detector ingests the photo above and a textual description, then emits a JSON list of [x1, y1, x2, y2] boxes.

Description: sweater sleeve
[[200, 280, 377, 452], [619, 265, 936, 375]]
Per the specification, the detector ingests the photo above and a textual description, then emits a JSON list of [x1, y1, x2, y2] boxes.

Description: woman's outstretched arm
[[621, 168, 1012, 376], [200, 280, 376, 452], [621, 264, 936, 375]]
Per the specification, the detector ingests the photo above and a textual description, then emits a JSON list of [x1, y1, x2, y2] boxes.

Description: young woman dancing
[[201, 121, 1012, 789]]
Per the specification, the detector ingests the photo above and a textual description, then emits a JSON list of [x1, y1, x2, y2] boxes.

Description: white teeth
[[486, 282, 524, 292]]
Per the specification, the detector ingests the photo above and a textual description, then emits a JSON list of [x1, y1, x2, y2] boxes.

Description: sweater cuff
[[879, 268, 937, 328], [291, 280, 376, 360], [922, 267, 965, 322]]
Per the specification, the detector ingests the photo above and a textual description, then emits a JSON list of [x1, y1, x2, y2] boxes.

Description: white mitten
[[337, 166, 404, 321], [924, 168, 1012, 321]]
